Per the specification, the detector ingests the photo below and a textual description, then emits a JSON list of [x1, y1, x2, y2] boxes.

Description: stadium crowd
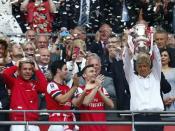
[[0, 0, 175, 131]]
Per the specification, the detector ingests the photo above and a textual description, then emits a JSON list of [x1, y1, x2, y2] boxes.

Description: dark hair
[[0, 39, 8, 50], [50, 60, 66, 77], [160, 48, 172, 67], [81, 64, 94, 75]]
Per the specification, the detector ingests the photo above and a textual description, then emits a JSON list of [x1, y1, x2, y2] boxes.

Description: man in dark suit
[[0, 74, 10, 131], [89, 23, 112, 74], [5, 42, 24, 67]]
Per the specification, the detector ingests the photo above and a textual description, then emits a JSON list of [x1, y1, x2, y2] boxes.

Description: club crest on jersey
[[47, 82, 59, 94], [50, 84, 55, 89]]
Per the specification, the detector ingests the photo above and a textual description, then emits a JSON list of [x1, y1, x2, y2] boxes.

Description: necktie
[[41, 66, 46, 74], [121, 0, 129, 22], [78, 0, 90, 26]]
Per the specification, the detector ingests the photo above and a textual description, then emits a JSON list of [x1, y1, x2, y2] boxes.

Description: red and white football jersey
[[75, 86, 109, 131]]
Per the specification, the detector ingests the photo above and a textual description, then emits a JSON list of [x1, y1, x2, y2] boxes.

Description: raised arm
[[3, 66, 17, 88], [82, 75, 104, 106], [152, 44, 161, 80], [123, 46, 134, 83], [50, 75, 79, 104]]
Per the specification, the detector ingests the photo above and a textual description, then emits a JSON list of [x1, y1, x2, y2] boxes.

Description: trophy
[[127, 23, 154, 57]]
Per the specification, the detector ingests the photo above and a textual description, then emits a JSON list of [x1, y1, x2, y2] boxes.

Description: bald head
[[39, 48, 50, 65]]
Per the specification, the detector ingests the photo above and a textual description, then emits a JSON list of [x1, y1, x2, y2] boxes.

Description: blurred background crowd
[[0, 0, 175, 130]]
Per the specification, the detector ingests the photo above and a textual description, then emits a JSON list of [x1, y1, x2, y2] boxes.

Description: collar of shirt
[[39, 65, 48, 70], [137, 74, 151, 79]]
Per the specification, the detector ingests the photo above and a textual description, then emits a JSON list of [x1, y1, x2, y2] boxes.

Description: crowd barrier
[[0, 110, 175, 131]]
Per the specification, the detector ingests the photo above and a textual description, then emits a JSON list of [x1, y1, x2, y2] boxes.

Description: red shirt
[[76, 86, 109, 131], [3, 66, 47, 121], [46, 81, 74, 120]]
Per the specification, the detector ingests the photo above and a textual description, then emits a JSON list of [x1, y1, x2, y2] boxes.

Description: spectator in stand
[[22, 41, 36, 61], [167, 33, 175, 48], [160, 49, 175, 113], [3, 58, 47, 131], [37, 48, 51, 120], [90, 24, 112, 75], [20, 0, 56, 33], [66, 39, 86, 87], [0, 39, 9, 66], [35, 34, 65, 63], [105, 35, 123, 76], [72, 65, 114, 131], [106, 35, 130, 110], [123, 43, 164, 131], [6, 42, 24, 67], [35, 35, 49, 50], [38, 48, 51, 78], [45, 60, 79, 131], [0, 70, 10, 131], [25, 29, 36, 43], [72, 26, 87, 42], [155, 28, 175, 67]]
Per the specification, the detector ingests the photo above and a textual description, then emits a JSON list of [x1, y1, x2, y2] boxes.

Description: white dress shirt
[[123, 45, 164, 111]]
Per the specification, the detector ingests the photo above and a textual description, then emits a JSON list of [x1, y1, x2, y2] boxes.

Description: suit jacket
[[111, 59, 130, 110], [0, 75, 9, 121], [89, 41, 110, 73], [79, 75, 116, 98]]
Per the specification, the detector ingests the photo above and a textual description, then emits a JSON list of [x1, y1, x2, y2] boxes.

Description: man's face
[[73, 29, 86, 41], [88, 58, 101, 75], [60, 64, 68, 80], [39, 49, 50, 65], [99, 25, 111, 42], [24, 44, 35, 58], [108, 37, 121, 48], [12, 44, 23, 57], [19, 63, 34, 80], [0, 44, 5, 58], [155, 33, 168, 48], [83, 67, 96, 82], [36, 35, 48, 49], [26, 30, 35, 41], [136, 63, 151, 77]]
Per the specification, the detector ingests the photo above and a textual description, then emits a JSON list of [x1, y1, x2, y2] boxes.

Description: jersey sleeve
[[47, 82, 62, 99], [74, 87, 84, 97], [102, 87, 109, 97]]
